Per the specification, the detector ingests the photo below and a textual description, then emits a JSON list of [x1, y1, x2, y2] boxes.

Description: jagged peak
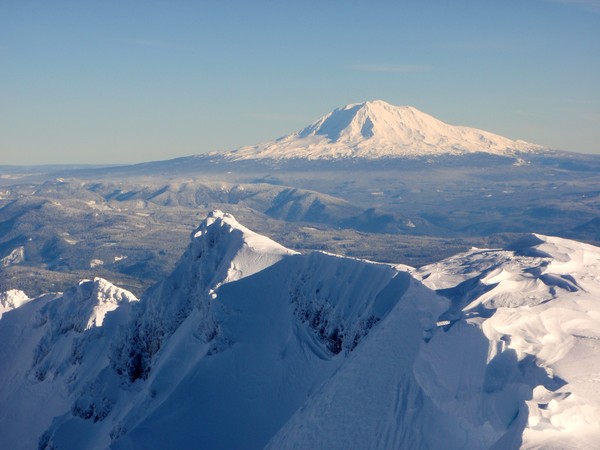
[[138, 209, 296, 326], [192, 209, 245, 239], [193, 209, 233, 232], [109, 211, 298, 382], [191, 210, 296, 261], [36, 278, 138, 332]]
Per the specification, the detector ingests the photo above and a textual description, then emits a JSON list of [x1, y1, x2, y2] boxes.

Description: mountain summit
[[227, 100, 545, 160]]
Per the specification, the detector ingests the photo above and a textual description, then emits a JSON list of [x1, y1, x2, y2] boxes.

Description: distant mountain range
[[227, 100, 547, 160]]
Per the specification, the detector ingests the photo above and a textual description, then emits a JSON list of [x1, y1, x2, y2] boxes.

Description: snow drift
[[0, 212, 599, 449]]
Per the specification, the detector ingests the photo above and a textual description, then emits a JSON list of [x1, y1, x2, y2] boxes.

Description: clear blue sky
[[2, 0, 599, 164]]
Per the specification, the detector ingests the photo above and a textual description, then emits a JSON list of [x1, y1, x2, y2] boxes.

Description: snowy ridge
[[0, 278, 137, 450], [105, 249, 426, 449], [111, 210, 296, 382], [269, 234, 600, 449], [36, 278, 138, 332], [192, 209, 297, 289], [1, 213, 600, 449], [227, 100, 545, 160], [31, 278, 138, 380], [39, 211, 424, 449]]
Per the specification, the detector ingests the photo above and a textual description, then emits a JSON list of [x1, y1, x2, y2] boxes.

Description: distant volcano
[[227, 100, 546, 160]]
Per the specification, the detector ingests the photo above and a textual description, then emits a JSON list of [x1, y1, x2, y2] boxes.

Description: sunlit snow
[[0, 212, 599, 449], [228, 100, 546, 160]]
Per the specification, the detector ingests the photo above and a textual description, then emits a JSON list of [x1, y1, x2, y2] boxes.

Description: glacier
[[228, 100, 546, 160], [0, 211, 599, 449]]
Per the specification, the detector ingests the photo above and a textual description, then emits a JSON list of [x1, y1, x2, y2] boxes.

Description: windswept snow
[[416, 233, 600, 449], [0, 289, 30, 318], [0, 212, 599, 449], [228, 100, 545, 160]]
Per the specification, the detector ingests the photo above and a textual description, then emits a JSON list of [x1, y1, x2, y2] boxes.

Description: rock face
[[1, 212, 599, 450], [228, 100, 546, 160]]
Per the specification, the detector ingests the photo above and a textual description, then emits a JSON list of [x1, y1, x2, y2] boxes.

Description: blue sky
[[1, 0, 599, 164]]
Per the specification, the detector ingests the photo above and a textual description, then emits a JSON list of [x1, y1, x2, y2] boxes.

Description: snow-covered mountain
[[1, 212, 599, 449], [227, 100, 546, 160], [0, 278, 138, 449]]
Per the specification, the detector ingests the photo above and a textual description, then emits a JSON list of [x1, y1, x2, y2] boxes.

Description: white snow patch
[[0, 289, 31, 318], [1, 246, 25, 267]]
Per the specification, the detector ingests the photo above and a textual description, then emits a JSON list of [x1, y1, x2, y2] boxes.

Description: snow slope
[[44, 211, 431, 449], [227, 100, 546, 160], [0, 278, 137, 450], [268, 234, 600, 449], [1, 213, 599, 449], [415, 234, 600, 449]]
